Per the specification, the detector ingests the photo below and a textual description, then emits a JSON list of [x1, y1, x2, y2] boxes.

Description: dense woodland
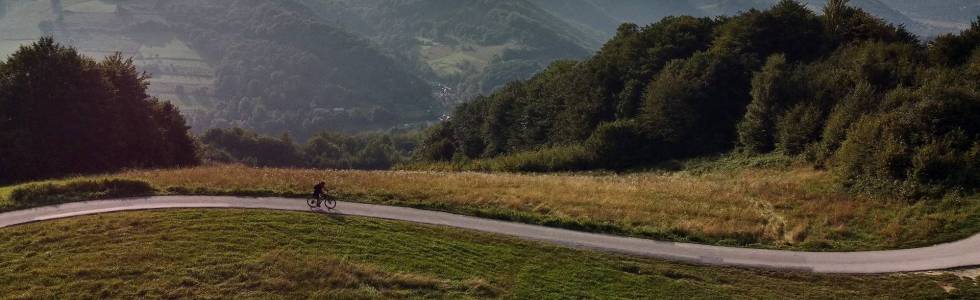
[[0, 38, 198, 184], [417, 0, 980, 197]]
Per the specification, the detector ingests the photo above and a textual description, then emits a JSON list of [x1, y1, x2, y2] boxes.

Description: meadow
[[3, 164, 977, 251], [0, 209, 975, 298]]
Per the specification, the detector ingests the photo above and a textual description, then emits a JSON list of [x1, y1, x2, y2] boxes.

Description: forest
[[156, 0, 440, 138], [0, 38, 198, 184], [415, 0, 980, 198]]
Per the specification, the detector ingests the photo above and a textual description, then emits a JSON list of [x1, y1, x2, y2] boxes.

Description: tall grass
[[1, 179, 155, 211], [110, 164, 980, 251], [402, 145, 593, 172]]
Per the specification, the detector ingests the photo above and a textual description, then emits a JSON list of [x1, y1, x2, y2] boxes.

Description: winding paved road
[[1, 196, 978, 274]]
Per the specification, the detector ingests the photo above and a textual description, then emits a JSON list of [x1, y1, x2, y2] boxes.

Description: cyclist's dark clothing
[[312, 182, 326, 198]]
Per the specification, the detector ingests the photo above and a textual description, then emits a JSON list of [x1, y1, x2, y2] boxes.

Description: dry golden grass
[[102, 165, 980, 250]]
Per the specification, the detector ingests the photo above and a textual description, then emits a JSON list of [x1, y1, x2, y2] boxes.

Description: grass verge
[[0, 209, 977, 298]]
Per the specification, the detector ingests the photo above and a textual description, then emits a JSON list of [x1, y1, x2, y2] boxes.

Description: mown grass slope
[[0, 209, 977, 298]]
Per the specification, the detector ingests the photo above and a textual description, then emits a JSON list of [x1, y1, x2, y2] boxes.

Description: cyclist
[[312, 181, 326, 204]]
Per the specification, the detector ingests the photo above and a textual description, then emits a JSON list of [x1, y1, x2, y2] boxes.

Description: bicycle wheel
[[322, 197, 337, 210], [307, 197, 319, 207]]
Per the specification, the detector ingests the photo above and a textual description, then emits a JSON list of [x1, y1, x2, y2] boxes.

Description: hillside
[[0, 0, 439, 138], [534, 0, 969, 39], [296, 0, 603, 103], [416, 1, 979, 198], [155, 0, 439, 137]]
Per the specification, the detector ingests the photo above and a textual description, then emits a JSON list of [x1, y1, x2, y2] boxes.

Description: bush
[[832, 76, 980, 197], [585, 120, 649, 169], [7, 179, 155, 210], [775, 102, 824, 155], [816, 82, 877, 162], [738, 54, 799, 153], [928, 17, 980, 66]]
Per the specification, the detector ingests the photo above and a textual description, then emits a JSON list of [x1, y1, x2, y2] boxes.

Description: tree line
[[199, 127, 419, 170], [0, 38, 198, 184], [416, 0, 980, 197]]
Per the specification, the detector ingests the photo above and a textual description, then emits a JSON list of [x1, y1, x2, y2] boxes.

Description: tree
[[832, 73, 980, 196], [738, 54, 792, 153], [929, 17, 980, 67], [0, 38, 198, 184], [713, 0, 826, 62], [640, 51, 752, 159], [822, 0, 917, 46]]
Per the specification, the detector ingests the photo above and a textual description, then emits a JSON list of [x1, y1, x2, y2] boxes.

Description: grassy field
[[419, 38, 521, 76], [64, 0, 118, 13], [0, 209, 976, 298], [138, 38, 204, 61], [3, 164, 977, 252]]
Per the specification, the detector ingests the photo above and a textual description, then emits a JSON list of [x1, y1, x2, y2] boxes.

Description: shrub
[[832, 75, 980, 197], [775, 102, 824, 155], [738, 54, 798, 153], [816, 82, 877, 163], [928, 17, 980, 66], [585, 120, 649, 169]]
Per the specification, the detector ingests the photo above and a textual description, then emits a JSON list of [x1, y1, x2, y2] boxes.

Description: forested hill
[[416, 0, 980, 197], [156, 0, 439, 138], [296, 0, 603, 103]]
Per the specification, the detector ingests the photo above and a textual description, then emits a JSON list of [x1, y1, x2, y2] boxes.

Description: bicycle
[[307, 193, 337, 210]]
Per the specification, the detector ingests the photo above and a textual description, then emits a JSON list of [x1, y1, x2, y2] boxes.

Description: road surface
[[1, 196, 978, 274]]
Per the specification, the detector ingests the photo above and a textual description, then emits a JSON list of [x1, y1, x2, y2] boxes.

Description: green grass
[[0, 209, 977, 298]]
